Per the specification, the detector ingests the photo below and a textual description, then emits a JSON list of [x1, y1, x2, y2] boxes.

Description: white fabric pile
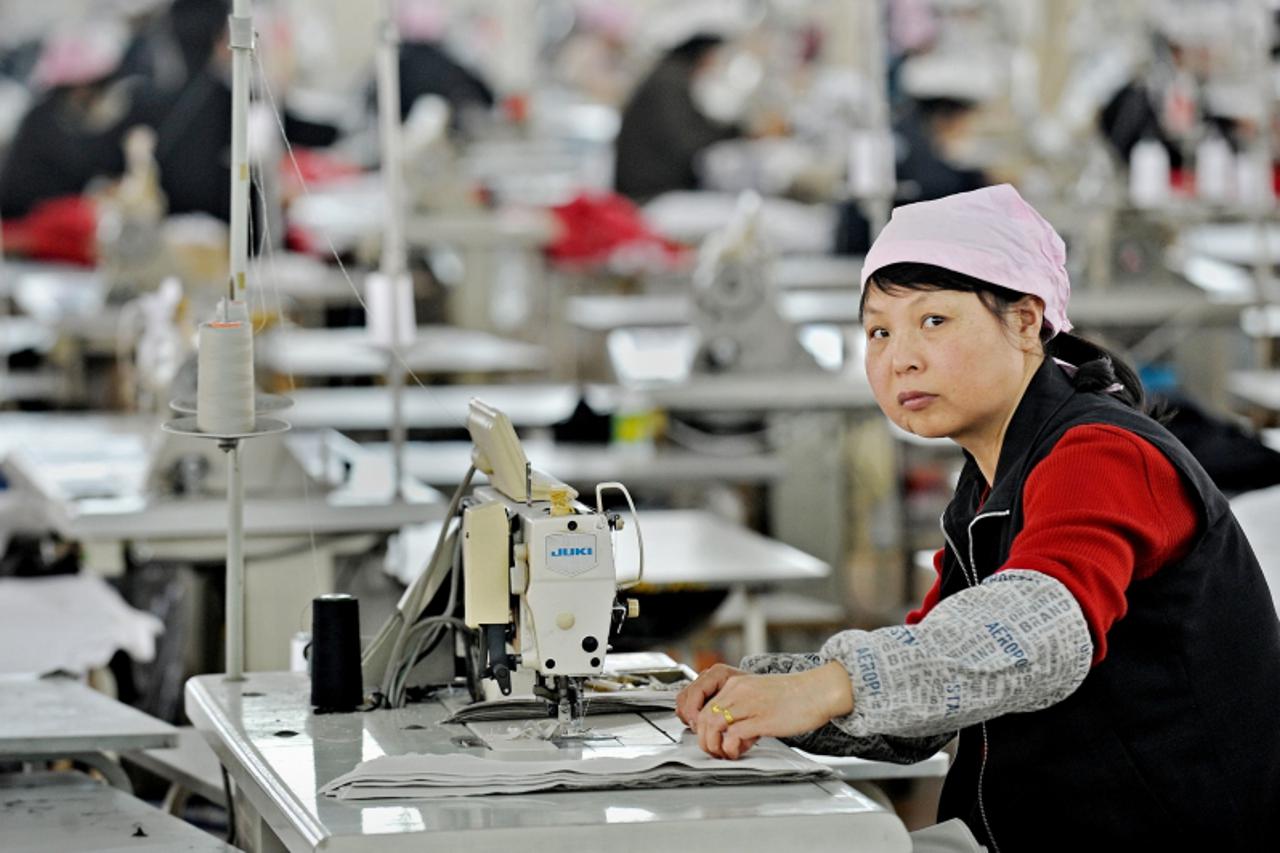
[[320, 734, 834, 800], [0, 574, 163, 675]]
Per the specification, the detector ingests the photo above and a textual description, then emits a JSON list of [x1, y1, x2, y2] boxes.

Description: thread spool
[[1195, 134, 1235, 204], [365, 271, 416, 349], [197, 320, 255, 434], [310, 594, 363, 712], [1129, 138, 1170, 209]]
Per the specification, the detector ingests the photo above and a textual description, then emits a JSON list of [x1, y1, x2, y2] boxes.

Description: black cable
[[220, 764, 237, 847]]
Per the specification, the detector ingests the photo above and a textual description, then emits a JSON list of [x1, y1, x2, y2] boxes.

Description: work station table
[[1229, 369, 1280, 414], [0, 771, 240, 853], [369, 439, 786, 488], [0, 414, 446, 671], [255, 325, 548, 381], [186, 670, 914, 853], [285, 383, 614, 432], [0, 677, 177, 792]]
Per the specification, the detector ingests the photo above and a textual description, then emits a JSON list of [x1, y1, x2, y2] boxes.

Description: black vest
[[935, 358, 1280, 852]]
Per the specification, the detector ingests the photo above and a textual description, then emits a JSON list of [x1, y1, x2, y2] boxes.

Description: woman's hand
[[675, 663, 746, 731], [693, 661, 855, 760]]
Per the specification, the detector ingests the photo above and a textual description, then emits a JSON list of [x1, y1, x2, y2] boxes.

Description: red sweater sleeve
[[999, 424, 1200, 664], [906, 548, 944, 626]]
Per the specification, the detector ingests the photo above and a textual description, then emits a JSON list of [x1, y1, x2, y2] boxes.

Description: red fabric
[[546, 191, 686, 268], [1, 195, 98, 265], [907, 425, 1200, 665], [279, 149, 361, 196], [906, 549, 944, 626]]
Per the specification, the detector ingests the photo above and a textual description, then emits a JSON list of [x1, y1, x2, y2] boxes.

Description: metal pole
[[224, 440, 245, 680], [377, 0, 408, 500], [228, 1, 254, 302], [389, 355, 405, 499]]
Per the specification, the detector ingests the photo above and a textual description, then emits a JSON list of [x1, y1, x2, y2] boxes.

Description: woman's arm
[[738, 652, 955, 762], [820, 569, 1092, 739]]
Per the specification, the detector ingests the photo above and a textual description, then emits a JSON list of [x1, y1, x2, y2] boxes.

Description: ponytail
[[1044, 332, 1144, 409]]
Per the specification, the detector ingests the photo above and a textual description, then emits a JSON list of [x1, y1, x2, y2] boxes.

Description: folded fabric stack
[[320, 735, 835, 800]]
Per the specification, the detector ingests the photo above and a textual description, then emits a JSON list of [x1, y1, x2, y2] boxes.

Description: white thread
[[197, 321, 256, 434]]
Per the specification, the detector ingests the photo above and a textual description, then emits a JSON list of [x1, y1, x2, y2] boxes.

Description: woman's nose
[[889, 337, 923, 374]]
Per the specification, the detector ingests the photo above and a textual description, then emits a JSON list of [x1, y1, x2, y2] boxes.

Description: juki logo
[[551, 547, 593, 557]]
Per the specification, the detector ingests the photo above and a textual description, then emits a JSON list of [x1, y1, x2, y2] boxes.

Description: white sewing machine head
[[462, 399, 641, 723]]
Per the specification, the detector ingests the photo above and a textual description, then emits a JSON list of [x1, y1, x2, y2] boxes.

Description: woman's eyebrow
[[862, 292, 933, 316]]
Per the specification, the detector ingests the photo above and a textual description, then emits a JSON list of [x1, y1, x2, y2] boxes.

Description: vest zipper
[[948, 509, 1011, 853], [938, 513, 975, 587]]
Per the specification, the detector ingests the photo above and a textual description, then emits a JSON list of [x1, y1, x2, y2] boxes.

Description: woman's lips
[[897, 391, 937, 411]]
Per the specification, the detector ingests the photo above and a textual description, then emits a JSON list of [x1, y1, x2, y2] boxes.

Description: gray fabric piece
[[819, 570, 1093, 739]]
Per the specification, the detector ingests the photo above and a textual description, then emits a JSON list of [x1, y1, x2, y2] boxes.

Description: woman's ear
[[1011, 296, 1045, 352]]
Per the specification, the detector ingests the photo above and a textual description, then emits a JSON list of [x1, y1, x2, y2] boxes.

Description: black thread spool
[[310, 594, 363, 712]]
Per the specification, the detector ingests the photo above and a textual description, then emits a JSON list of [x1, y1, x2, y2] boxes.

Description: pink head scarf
[[860, 184, 1073, 336]]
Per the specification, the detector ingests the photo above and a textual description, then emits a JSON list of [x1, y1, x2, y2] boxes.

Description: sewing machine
[[462, 399, 641, 726], [362, 399, 641, 726], [691, 192, 818, 375]]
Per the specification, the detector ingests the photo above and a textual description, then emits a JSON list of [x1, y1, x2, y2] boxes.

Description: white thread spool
[[1129, 138, 1171, 209], [197, 320, 256, 434], [365, 271, 416, 349], [1195, 133, 1235, 204]]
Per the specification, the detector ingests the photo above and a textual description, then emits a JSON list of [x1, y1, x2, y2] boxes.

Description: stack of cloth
[[320, 735, 834, 800]]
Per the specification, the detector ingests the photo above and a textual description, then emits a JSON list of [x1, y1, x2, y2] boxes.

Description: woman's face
[[861, 286, 1041, 445]]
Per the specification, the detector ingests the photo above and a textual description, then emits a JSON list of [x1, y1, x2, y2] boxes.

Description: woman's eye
[[923, 315, 946, 328], [867, 328, 888, 340]]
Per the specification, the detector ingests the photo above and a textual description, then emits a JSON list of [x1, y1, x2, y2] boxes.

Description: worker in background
[[836, 53, 992, 254], [387, 0, 495, 136], [0, 20, 142, 218], [677, 185, 1280, 851], [138, 0, 336, 224], [613, 33, 743, 202]]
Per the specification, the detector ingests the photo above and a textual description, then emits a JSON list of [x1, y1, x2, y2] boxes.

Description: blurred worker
[[387, 0, 494, 135], [132, 0, 335, 225], [138, 0, 237, 222], [1098, 25, 1216, 170], [836, 53, 991, 254], [614, 33, 744, 202], [0, 20, 142, 218], [678, 185, 1280, 851]]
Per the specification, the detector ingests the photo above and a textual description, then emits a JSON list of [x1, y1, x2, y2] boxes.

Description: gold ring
[[710, 703, 734, 723]]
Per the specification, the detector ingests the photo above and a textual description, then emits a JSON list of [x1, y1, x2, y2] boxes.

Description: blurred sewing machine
[[691, 192, 818, 375]]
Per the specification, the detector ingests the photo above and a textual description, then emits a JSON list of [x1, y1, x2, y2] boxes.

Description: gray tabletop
[[256, 325, 548, 379], [368, 440, 786, 488], [186, 672, 910, 853], [1230, 369, 1280, 413], [0, 771, 239, 852], [0, 677, 176, 756]]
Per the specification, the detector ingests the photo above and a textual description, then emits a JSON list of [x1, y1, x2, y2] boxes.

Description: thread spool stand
[[162, 409, 290, 681]]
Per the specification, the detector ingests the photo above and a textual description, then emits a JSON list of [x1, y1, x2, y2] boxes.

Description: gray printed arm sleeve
[[819, 569, 1093, 739], [737, 653, 956, 763]]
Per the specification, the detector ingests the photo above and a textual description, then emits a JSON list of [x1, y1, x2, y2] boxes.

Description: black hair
[[169, 0, 230, 76], [860, 262, 1149, 413], [668, 34, 724, 64]]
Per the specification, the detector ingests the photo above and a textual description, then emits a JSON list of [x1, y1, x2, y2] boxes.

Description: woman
[[675, 184, 1280, 851]]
